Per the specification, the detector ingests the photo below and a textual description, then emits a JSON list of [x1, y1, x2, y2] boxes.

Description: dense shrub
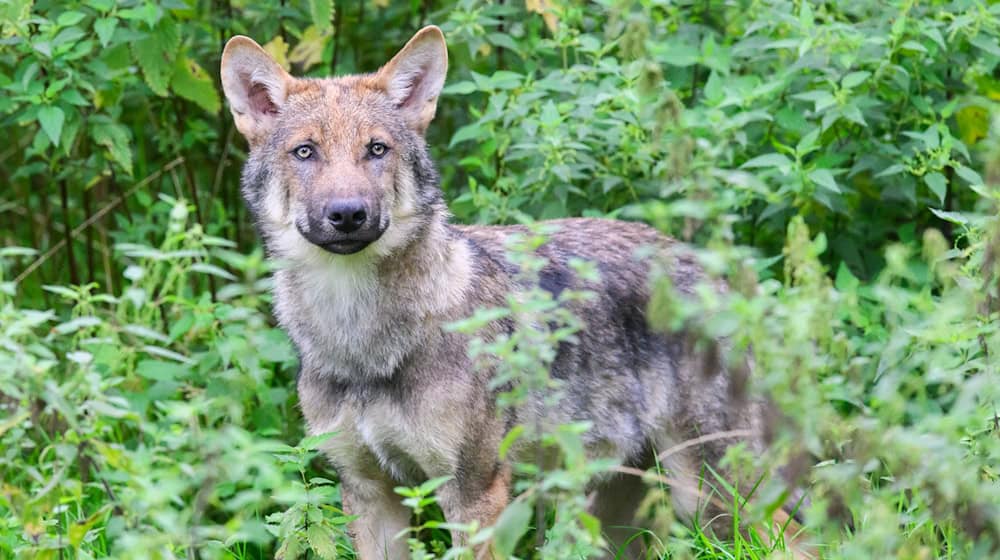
[[1, 0, 999, 558]]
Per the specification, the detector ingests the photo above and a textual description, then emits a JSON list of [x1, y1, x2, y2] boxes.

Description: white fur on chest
[[273, 261, 413, 378], [272, 235, 473, 380], [277, 259, 377, 337]]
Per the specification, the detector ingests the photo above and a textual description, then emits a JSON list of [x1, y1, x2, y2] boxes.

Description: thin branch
[[83, 185, 96, 284], [59, 179, 79, 285], [331, 0, 342, 72], [14, 157, 185, 285], [656, 429, 755, 464], [0, 135, 32, 165], [210, 125, 236, 202]]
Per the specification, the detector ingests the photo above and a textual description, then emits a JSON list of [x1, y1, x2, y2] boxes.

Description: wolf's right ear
[[221, 36, 293, 145]]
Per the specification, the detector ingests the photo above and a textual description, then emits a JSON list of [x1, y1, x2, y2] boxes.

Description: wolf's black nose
[[326, 199, 368, 233]]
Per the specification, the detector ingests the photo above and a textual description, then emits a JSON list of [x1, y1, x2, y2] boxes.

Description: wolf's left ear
[[221, 36, 294, 145], [376, 26, 448, 134]]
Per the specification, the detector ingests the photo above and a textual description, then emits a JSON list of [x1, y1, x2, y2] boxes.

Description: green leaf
[[168, 313, 195, 341], [310, 0, 334, 31], [43, 285, 79, 298], [875, 163, 905, 178], [487, 31, 521, 53], [171, 54, 221, 114], [540, 100, 560, 126], [94, 17, 117, 47], [305, 524, 339, 560], [809, 168, 841, 193], [68, 505, 111, 547], [796, 128, 821, 156], [133, 17, 179, 96], [443, 81, 478, 95], [498, 425, 525, 460], [275, 533, 305, 560], [87, 0, 114, 12], [835, 262, 860, 292], [60, 88, 88, 106], [578, 511, 602, 541], [662, 42, 699, 67], [1, 0, 32, 31], [954, 165, 983, 187], [57, 10, 87, 27], [38, 106, 65, 147], [841, 104, 866, 126], [188, 263, 235, 280], [924, 172, 947, 204], [703, 70, 723, 103], [136, 359, 188, 381], [289, 24, 330, 71], [417, 475, 452, 496], [449, 123, 484, 147], [33, 38, 52, 58], [792, 90, 836, 112], [298, 431, 337, 451], [741, 153, 793, 172], [929, 207, 970, 226], [900, 40, 927, 53], [493, 499, 533, 557], [53, 316, 102, 334], [920, 126, 940, 150], [970, 34, 1000, 57], [53, 26, 86, 47], [258, 329, 296, 363], [118, 3, 160, 27], [488, 70, 523, 90], [841, 71, 870, 89], [91, 121, 133, 175]]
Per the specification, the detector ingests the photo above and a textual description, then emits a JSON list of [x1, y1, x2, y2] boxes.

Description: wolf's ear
[[376, 26, 448, 134], [221, 36, 293, 144]]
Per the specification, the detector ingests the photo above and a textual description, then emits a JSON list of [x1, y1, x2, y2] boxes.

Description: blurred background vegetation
[[2, 0, 999, 558]]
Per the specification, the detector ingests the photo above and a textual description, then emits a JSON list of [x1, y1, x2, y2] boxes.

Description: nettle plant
[[442, 0, 1000, 272], [0, 197, 330, 559], [435, 1, 1000, 556], [644, 211, 1000, 558], [445, 226, 611, 559]]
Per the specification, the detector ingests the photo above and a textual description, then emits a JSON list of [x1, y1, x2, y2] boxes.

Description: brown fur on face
[[222, 26, 807, 560], [222, 28, 447, 258]]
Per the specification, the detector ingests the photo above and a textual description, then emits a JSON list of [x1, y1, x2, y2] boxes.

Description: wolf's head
[[221, 27, 448, 262]]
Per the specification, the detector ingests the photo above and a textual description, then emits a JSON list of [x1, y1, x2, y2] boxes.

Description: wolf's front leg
[[340, 472, 411, 559], [438, 465, 511, 559]]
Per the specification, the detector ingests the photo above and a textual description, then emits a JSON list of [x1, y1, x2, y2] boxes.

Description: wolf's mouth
[[321, 239, 373, 255], [295, 221, 384, 256]]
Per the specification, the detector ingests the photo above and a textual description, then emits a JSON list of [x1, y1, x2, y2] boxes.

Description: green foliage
[[2, 0, 1000, 559]]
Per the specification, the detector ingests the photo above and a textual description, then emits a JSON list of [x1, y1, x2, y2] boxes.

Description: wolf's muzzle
[[299, 197, 386, 255]]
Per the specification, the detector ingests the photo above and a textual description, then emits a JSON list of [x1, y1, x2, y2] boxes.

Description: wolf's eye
[[368, 142, 388, 158], [293, 145, 314, 160]]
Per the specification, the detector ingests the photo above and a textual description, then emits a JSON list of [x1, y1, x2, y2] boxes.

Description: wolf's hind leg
[[587, 471, 653, 559], [438, 465, 512, 560], [648, 435, 739, 540]]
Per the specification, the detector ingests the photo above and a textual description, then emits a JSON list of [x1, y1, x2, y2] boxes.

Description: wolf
[[221, 26, 787, 559]]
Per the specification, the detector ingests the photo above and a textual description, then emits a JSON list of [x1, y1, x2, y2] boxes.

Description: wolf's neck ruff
[[272, 213, 473, 382]]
